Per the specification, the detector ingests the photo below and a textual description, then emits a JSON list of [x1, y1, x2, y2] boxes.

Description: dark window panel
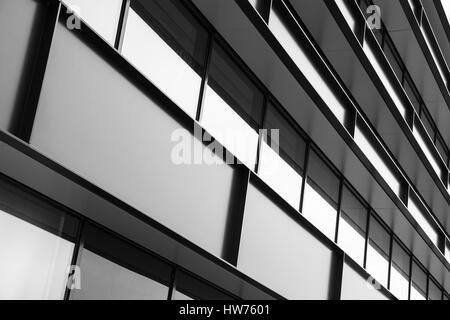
[[337, 184, 367, 265], [70, 224, 172, 300], [302, 150, 340, 240], [410, 261, 427, 300], [366, 216, 390, 288], [173, 271, 234, 300], [390, 240, 410, 300]]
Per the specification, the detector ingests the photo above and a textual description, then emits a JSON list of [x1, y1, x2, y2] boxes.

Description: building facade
[[0, 0, 450, 300]]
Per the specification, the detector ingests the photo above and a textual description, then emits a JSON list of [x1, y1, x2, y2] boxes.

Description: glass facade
[[0, 0, 449, 301]]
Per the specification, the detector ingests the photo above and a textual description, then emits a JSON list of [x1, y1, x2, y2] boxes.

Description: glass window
[[412, 122, 442, 178], [268, 1, 348, 125], [238, 182, 335, 299], [0, 179, 79, 299], [258, 102, 306, 209], [341, 262, 390, 300], [354, 124, 402, 196], [445, 240, 450, 264], [70, 224, 172, 300], [302, 150, 340, 240], [410, 261, 427, 300], [428, 278, 442, 300], [122, 0, 208, 117], [390, 240, 410, 300], [366, 216, 390, 288], [403, 77, 421, 113], [337, 185, 368, 265], [62, 0, 122, 45], [408, 192, 440, 247], [173, 271, 234, 300], [201, 42, 263, 169], [435, 135, 448, 165], [383, 40, 403, 82]]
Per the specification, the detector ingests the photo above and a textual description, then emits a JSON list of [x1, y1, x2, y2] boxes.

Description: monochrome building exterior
[[1, 0, 450, 300]]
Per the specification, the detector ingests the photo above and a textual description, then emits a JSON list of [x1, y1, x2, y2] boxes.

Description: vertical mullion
[[363, 210, 371, 269], [114, 0, 130, 52], [64, 219, 86, 301], [408, 255, 413, 300], [426, 273, 430, 300], [299, 141, 311, 213], [387, 233, 394, 290], [255, 94, 269, 174], [334, 178, 344, 243], [195, 32, 215, 122], [167, 267, 178, 301]]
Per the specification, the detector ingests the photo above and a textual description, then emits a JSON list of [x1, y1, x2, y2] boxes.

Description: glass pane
[[62, 0, 122, 45], [403, 77, 421, 113], [70, 224, 171, 300], [201, 42, 263, 169], [341, 262, 390, 300], [258, 103, 306, 209], [302, 150, 339, 240], [428, 279, 442, 300], [122, 0, 208, 117], [435, 136, 448, 165], [354, 124, 401, 196], [408, 192, 439, 247], [383, 40, 403, 82], [337, 185, 367, 265], [0, 180, 78, 300], [412, 123, 442, 178], [390, 240, 410, 300], [269, 2, 347, 124], [366, 216, 390, 288], [173, 271, 233, 300], [238, 182, 335, 299], [410, 261, 427, 300]]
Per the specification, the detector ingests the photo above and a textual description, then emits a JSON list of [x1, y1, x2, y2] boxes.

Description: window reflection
[[408, 192, 440, 247], [366, 216, 390, 288], [302, 150, 339, 240], [70, 224, 171, 300], [337, 185, 367, 265], [258, 102, 306, 209], [173, 271, 234, 300], [428, 278, 442, 300], [122, 0, 208, 117], [412, 122, 442, 178], [201, 42, 263, 169], [390, 240, 410, 300]]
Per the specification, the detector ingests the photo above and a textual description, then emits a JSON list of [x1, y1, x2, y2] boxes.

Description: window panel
[[122, 0, 208, 117], [403, 77, 421, 113], [269, 2, 347, 125], [0, 179, 78, 300], [302, 150, 339, 240], [408, 192, 440, 247], [62, 0, 122, 45], [238, 182, 335, 299], [390, 240, 410, 300], [410, 261, 427, 300], [412, 122, 442, 178], [201, 42, 263, 169], [341, 262, 390, 300], [366, 216, 390, 288], [70, 224, 171, 300], [428, 278, 442, 300], [337, 185, 367, 265], [258, 102, 306, 208]]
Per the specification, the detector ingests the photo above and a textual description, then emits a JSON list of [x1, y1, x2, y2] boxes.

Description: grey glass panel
[[0, 178, 78, 300], [410, 261, 427, 300], [0, 0, 44, 132], [337, 185, 367, 265], [122, 0, 208, 117], [341, 262, 390, 300], [383, 40, 403, 82], [435, 136, 448, 165], [403, 78, 421, 113], [201, 42, 263, 168], [302, 150, 339, 240], [258, 103, 305, 208], [30, 23, 234, 257], [62, 0, 122, 45], [366, 216, 390, 288], [390, 240, 410, 300], [71, 225, 171, 300], [428, 279, 442, 300], [173, 271, 233, 300], [238, 182, 335, 299]]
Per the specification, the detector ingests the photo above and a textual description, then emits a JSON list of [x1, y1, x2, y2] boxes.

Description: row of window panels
[[57, 0, 450, 286], [332, 0, 450, 258], [357, 0, 450, 197], [0, 177, 237, 300]]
